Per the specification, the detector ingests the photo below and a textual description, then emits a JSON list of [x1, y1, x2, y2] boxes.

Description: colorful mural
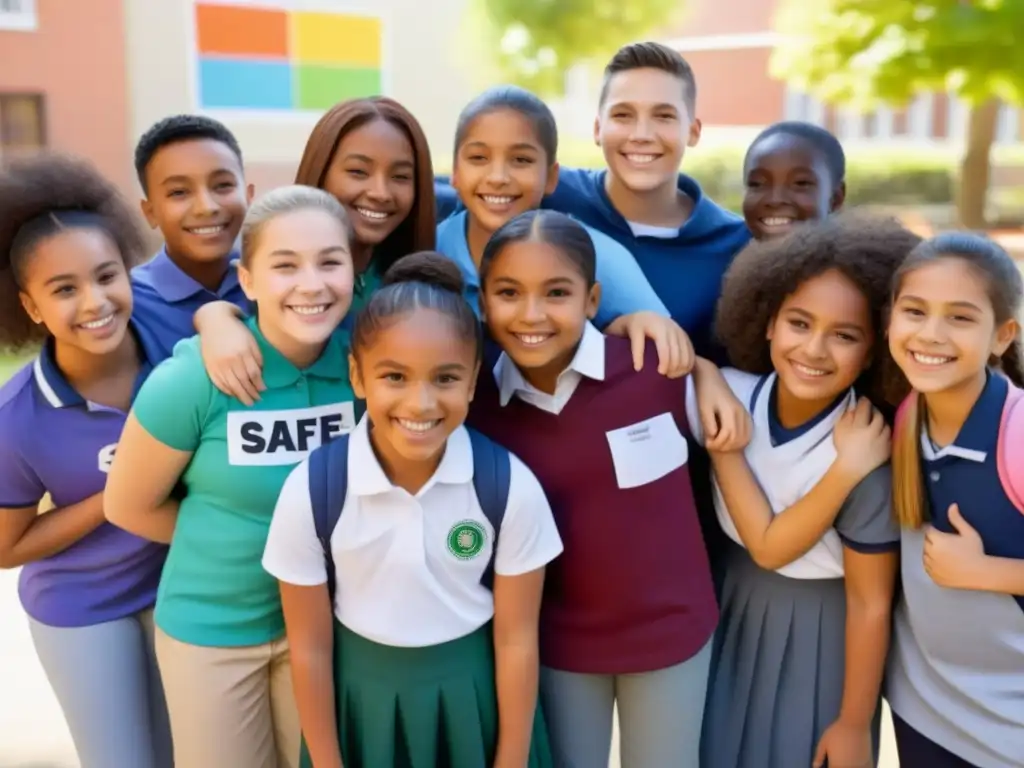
[[193, 2, 384, 111]]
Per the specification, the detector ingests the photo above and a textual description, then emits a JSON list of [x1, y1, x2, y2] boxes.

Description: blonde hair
[[239, 184, 352, 266], [893, 392, 927, 528]]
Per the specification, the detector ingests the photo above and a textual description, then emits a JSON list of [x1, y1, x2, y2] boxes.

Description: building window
[[0, 0, 37, 31], [0, 93, 46, 155], [907, 94, 934, 140]]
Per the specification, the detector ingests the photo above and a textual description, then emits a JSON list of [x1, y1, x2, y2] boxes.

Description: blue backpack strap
[[307, 434, 351, 603], [467, 428, 512, 591]]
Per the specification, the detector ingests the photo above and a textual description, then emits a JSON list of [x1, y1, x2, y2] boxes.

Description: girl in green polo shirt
[[104, 185, 358, 768]]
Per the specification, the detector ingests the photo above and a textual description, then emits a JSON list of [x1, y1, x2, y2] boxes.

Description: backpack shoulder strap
[[997, 385, 1024, 515], [467, 427, 512, 591], [307, 434, 351, 602]]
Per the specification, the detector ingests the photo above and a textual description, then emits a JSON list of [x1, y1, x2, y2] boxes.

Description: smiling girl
[[0, 155, 172, 768], [197, 97, 436, 403], [886, 233, 1024, 768], [700, 213, 921, 768], [263, 253, 562, 768], [105, 185, 358, 768]]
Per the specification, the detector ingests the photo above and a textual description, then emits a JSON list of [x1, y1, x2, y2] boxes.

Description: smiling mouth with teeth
[[396, 418, 441, 433], [514, 333, 553, 346], [80, 315, 115, 330], [760, 217, 794, 228], [480, 195, 516, 206], [356, 207, 390, 221], [910, 351, 955, 366], [791, 361, 830, 377], [186, 224, 228, 236], [624, 153, 659, 165], [289, 304, 330, 316]]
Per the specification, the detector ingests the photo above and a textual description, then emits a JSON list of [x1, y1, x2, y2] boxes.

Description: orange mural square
[[195, 3, 289, 58]]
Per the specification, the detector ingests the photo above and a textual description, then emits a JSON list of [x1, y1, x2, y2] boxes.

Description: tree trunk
[[956, 98, 1001, 230]]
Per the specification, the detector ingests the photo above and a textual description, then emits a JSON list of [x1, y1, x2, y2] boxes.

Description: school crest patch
[[447, 520, 486, 560]]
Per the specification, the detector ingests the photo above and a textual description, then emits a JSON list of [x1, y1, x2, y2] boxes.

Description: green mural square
[[295, 65, 382, 109]]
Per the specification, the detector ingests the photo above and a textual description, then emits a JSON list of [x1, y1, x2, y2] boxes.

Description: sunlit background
[[1, 0, 1021, 764]]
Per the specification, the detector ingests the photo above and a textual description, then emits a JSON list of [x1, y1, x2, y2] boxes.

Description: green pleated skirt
[[301, 621, 552, 768]]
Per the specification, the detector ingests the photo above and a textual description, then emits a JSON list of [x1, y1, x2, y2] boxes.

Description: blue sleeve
[[434, 178, 462, 223], [588, 227, 669, 329]]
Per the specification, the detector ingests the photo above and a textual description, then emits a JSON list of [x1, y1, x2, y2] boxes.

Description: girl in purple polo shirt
[[0, 155, 172, 767], [700, 213, 920, 768], [467, 209, 751, 768]]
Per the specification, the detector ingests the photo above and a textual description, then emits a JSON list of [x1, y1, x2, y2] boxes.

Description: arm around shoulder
[[104, 342, 214, 543]]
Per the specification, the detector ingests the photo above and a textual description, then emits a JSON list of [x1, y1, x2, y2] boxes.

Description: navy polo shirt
[[131, 248, 252, 364], [0, 327, 168, 627], [922, 372, 1024, 611]]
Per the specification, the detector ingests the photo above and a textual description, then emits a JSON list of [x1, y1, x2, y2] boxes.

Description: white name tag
[[605, 412, 688, 489], [227, 402, 355, 466]]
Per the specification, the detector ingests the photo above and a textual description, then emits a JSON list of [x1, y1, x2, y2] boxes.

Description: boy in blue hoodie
[[438, 42, 750, 357]]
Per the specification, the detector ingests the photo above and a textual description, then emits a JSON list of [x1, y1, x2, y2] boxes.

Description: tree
[[468, 0, 683, 95], [771, 0, 1024, 229]]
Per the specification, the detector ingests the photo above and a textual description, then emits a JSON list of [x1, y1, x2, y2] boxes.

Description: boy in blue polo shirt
[[131, 114, 254, 362]]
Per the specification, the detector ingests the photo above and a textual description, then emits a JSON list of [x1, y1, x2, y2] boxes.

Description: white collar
[[493, 322, 606, 406], [919, 429, 987, 463], [347, 415, 474, 496]]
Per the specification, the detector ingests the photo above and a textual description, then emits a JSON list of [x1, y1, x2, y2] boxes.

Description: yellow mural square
[[292, 11, 381, 67]]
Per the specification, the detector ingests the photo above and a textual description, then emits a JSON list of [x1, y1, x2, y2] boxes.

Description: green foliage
[[471, 0, 682, 94], [771, 0, 1024, 108]]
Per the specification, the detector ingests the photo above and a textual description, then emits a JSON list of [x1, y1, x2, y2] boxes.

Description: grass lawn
[[0, 353, 28, 385]]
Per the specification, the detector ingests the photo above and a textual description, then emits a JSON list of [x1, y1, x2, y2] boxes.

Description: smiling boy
[[131, 115, 254, 362]]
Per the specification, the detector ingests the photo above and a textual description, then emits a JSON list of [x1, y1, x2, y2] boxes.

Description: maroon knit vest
[[469, 335, 718, 674]]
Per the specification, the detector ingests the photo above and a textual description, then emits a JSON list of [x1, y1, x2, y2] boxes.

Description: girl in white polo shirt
[[700, 213, 921, 768], [263, 252, 563, 768]]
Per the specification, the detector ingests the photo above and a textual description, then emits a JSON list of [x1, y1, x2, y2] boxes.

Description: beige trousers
[[154, 627, 300, 768]]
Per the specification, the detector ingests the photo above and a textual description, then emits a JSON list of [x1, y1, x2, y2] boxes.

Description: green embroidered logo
[[447, 520, 486, 560]]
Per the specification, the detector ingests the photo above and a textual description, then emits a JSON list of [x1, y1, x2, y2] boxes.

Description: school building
[[658, 0, 1022, 145], [0, 0, 480, 196]]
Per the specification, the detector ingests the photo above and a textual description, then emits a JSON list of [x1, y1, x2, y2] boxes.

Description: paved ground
[[0, 562, 899, 768]]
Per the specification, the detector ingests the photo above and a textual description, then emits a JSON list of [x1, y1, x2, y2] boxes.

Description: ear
[[687, 117, 702, 148], [140, 198, 158, 230], [993, 317, 1020, 357], [586, 281, 602, 320], [246, 183, 255, 203], [349, 353, 366, 400], [19, 292, 43, 325], [544, 161, 560, 196], [237, 262, 256, 302], [830, 181, 847, 213], [593, 115, 602, 147]]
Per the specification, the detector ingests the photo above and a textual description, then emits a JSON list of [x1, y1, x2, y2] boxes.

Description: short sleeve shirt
[[133, 317, 355, 647], [263, 417, 564, 648], [0, 328, 167, 627]]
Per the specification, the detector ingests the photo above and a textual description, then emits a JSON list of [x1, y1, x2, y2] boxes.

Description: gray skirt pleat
[[700, 541, 881, 768]]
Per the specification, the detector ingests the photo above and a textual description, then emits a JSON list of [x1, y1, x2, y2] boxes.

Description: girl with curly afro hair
[[699, 212, 921, 768], [0, 154, 172, 768]]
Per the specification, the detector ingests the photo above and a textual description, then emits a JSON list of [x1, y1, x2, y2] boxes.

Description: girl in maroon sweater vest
[[467, 209, 751, 768]]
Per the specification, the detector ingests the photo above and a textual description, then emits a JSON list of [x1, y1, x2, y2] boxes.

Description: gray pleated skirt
[[700, 541, 881, 768]]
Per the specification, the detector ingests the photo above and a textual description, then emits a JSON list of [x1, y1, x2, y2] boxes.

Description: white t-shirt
[[262, 417, 564, 647]]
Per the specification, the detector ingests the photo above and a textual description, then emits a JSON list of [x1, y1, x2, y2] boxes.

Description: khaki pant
[[154, 627, 300, 768]]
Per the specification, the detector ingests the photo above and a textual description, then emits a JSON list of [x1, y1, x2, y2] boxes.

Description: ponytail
[[893, 392, 928, 529], [998, 337, 1024, 389]]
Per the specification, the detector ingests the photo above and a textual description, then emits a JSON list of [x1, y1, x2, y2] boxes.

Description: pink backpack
[[895, 384, 1024, 514]]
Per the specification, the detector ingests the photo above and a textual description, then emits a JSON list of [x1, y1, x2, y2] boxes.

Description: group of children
[[0, 39, 1021, 768]]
